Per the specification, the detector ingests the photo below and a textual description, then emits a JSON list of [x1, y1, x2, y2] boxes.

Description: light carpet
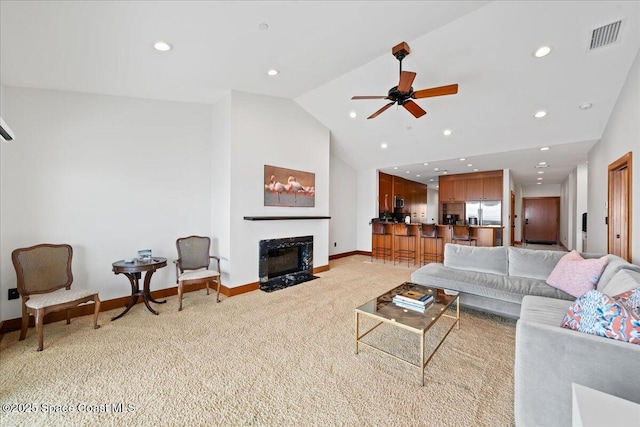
[[0, 255, 516, 426]]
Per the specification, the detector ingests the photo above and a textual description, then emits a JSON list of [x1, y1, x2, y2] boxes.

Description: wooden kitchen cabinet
[[377, 173, 428, 223], [465, 178, 484, 200], [482, 176, 503, 200], [439, 177, 466, 201], [379, 172, 392, 213], [465, 175, 503, 200]]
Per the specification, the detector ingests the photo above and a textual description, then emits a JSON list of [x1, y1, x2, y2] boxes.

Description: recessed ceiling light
[[416, 174, 421, 177], [393, 167, 399, 170], [533, 46, 552, 58], [467, 163, 473, 167], [153, 41, 173, 52], [534, 110, 547, 118], [443, 129, 452, 136], [429, 179, 434, 182], [405, 171, 411, 174], [258, 23, 269, 31], [473, 168, 479, 172], [267, 69, 279, 76], [579, 103, 593, 110], [537, 182, 542, 185], [380, 143, 388, 149], [459, 158, 466, 161], [537, 177, 543, 180], [349, 111, 357, 118], [442, 171, 449, 175], [538, 171, 544, 174], [423, 162, 429, 166], [434, 167, 439, 171], [540, 147, 550, 151]]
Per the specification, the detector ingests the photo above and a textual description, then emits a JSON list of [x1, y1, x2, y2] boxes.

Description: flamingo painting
[[264, 165, 315, 207]]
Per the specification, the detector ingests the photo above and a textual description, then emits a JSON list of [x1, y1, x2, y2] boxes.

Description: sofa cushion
[[596, 254, 640, 291], [443, 244, 508, 275], [546, 251, 608, 297], [508, 247, 566, 280], [561, 289, 640, 345], [411, 263, 574, 304], [602, 269, 640, 297]]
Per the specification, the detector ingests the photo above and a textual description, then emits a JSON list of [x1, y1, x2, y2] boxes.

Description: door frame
[[607, 152, 633, 262]]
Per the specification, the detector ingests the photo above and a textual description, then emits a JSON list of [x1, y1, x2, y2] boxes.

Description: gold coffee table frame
[[355, 283, 460, 386]]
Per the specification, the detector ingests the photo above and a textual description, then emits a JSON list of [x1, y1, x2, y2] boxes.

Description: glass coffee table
[[355, 282, 460, 386]]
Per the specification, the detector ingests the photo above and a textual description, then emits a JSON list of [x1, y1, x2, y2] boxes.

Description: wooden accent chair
[[11, 243, 100, 351], [174, 235, 222, 311], [451, 225, 477, 246]]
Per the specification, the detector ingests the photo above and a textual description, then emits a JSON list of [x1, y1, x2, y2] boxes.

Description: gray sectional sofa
[[411, 243, 587, 319], [411, 243, 640, 427]]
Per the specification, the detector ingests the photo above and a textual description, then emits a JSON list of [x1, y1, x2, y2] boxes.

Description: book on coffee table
[[394, 290, 433, 306], [392, 298, 433, 313]]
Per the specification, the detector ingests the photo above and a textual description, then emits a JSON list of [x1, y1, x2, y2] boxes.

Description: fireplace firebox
[[259, 236, 314, 292]]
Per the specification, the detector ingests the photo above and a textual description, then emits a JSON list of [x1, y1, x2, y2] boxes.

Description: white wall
[[210, 92, 232, 285], [0, 87, 213, 320], [329, 153, 357, 255], [426, 187, 438, 223], [587, 50, 640, 264], [575, 163, 588, 252], [521, 184, 561, 197], [560, 171, 576, 250], [226, 91, 330, 287], [356, 169, 377, 251]]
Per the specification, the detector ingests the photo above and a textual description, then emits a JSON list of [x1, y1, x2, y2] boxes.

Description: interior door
[[608, 152, 632, 262], [523, 197, 559, 244]]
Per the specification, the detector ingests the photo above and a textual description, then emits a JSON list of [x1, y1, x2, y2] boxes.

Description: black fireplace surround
[[259, 236, 314, 292]]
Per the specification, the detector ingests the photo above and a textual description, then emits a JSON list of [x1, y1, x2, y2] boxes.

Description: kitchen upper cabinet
[[465, 176, 503, 200], [439, 177, 466, 201], [465, 178, 484, 200], [482, 176, 503, 200], [379, 172, 392, 213]]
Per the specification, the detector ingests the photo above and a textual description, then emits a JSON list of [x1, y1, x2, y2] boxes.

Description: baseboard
[[329, 250, 370, 260], [0, 264, 331, 334]]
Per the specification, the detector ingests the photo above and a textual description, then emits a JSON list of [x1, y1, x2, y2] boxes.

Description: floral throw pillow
[[561, 288, 640, 345], [546, 250, 608, 297]]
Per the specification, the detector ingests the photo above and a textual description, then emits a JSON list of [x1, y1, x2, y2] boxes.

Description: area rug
[[0, 255, 516, 426]]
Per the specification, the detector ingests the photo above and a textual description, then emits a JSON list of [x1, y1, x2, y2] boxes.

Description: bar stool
[[419, 224, 442, 265], [394, 222, 416, 266], [371, 221, 392, 263], [451, 225, 477, 246]]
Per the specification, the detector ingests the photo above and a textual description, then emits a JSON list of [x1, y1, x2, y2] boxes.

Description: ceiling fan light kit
[[351, 41, 458, 119]]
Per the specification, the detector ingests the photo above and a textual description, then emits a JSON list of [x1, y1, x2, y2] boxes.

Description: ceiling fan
[[351, 42, 459, 119]]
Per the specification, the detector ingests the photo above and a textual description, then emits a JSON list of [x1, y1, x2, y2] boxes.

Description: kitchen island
[[371, 221, 504, 265]]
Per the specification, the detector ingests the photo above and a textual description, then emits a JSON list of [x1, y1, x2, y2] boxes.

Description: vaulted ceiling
[[2, 1, 638, 186]]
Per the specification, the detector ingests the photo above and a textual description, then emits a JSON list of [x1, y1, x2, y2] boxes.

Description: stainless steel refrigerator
[[465, 200, 502, 226]]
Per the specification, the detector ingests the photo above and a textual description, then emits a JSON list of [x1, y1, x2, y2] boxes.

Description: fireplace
[[259, 236, 314, 292]]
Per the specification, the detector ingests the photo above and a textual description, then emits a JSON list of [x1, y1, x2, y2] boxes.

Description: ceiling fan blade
[[413, 84, 459, 99], [398, 71, 416, 93], [367, 102, 396, 119], [351, 95, 389, 100], [403, 100, 427, 118]]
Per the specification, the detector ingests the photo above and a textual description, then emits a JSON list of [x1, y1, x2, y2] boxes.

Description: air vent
[[589, 20, 623, 50]]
